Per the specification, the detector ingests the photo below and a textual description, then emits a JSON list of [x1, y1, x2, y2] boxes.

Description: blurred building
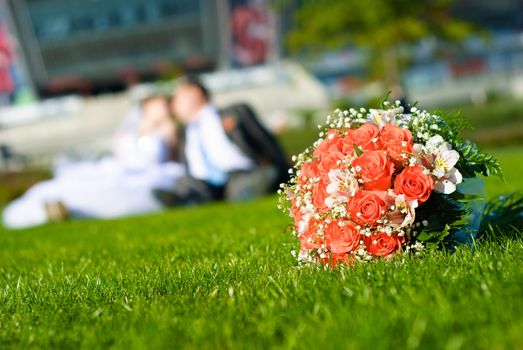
[[288, 0, 523, 105], [4, 0, 523, 104], [3, 0, 278, 98], [452, 0, 523, 30], [402, 0, 523, 106], [4, 0, 222, 97]]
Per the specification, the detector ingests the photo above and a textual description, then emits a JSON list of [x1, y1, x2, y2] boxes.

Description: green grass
[[484, 146, 523, 196], [0, 147, 521, 349], [453, 99, 523, 147], [445, 98, 523, 129]]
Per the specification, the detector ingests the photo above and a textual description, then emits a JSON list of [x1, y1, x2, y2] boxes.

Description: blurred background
[[0, 0, 522, 206]]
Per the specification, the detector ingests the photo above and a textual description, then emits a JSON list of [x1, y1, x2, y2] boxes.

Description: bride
[[2, 95, 185, 229]]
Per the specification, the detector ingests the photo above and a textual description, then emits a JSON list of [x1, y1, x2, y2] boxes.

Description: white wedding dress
[[2, 131, 185, 229]]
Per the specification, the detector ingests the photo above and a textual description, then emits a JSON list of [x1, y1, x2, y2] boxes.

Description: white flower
[[387, 194, 418, 228], [297, 220, 308, 235], [369, 108, 401, 127], [425, 135, 446, 152], [296, 207, 314, 234], [326, 169, 359, 196], [435, 167, 463, 194], [414, 135, 463, 195], [324, 195, 348, 210], [432, 149, 459, 178], [324, 169, 359, 209]]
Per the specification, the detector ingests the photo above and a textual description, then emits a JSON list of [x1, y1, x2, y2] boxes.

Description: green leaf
[[354, 144, 364, 156], [457, 143, 503, 178]]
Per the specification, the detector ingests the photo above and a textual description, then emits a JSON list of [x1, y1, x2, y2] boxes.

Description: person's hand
[[159, 119, 177, 147]]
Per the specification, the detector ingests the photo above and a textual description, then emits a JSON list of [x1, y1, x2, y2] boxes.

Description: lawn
[[0, 145, 521, 349]]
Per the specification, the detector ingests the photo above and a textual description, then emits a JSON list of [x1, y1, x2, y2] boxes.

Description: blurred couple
[[3, 77, 289, 229]]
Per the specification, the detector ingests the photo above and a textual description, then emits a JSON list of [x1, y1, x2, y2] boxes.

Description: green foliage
[[353, 144, 364, 156], [457, 142, 503, 178], [429, 109, 502, 178], [288, 0, 473, 51], [414, 191, 476, 250], [439, 110, 473, 139], [479, 192, 523, 240]]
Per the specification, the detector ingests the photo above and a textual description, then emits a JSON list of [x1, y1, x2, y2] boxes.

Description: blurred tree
[[287, 0, 475, 88]]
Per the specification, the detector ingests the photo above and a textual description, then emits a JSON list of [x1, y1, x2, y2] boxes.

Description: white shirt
[[184, 104, 253, 185]]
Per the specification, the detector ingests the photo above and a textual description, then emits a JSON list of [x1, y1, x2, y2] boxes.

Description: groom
[[154, 77, 262, 206]]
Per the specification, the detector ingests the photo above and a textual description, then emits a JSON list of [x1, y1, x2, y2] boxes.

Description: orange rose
[[347, 190, 388, 227], [299, 218, 324, 251], [316, 153, 341, 176], [346, 123, 381, 151], [341, 134, 356, 156], [297, 160, 319, 185], [313, 130, 344, 159], [379, 124, 413, 166], [352, 150, 395, 191], [365, 233, 405, 257], [394, 165, 434, 204], [301, 160, 319, 178], [324, 219, 362, 253], [320, 253, 355, 268], [311, 178, 330, 213]]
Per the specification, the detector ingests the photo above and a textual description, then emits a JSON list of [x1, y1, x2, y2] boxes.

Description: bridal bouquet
[[279, 101, 502, 267]]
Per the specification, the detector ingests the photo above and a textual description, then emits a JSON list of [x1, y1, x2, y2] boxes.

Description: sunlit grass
[[0, 147, 521, 349]]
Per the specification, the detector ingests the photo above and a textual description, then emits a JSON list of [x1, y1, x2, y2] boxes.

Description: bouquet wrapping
[[279, 102, 501, 267]]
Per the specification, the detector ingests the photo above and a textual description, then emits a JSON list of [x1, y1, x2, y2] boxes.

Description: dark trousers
[[153, 166, 278, 207], [153, 176, 224, 207]]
